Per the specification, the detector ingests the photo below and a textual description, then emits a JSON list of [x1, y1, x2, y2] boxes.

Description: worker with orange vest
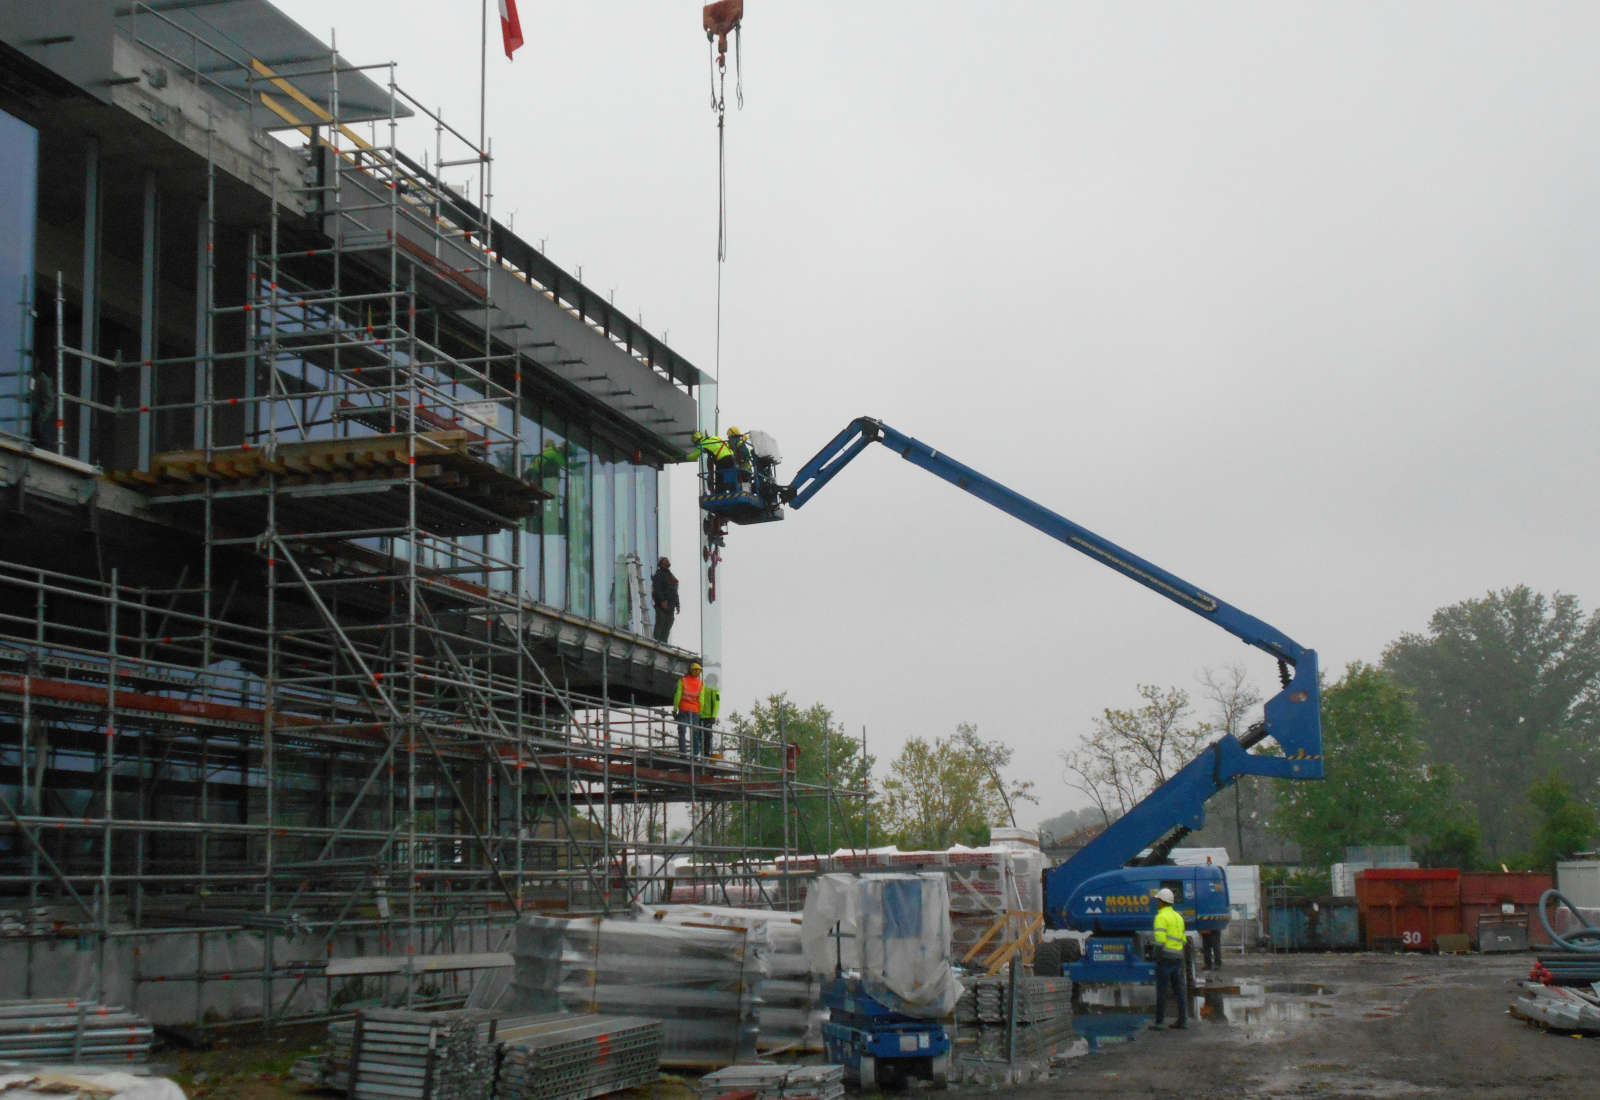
[[674, 661, 706, 754]]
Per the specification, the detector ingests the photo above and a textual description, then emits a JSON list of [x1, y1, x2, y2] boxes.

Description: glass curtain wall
[[0, 108, 38, 440], [506, 400, 659, 632]]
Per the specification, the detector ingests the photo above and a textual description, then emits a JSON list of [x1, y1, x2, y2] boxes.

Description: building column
[[138, 170, 158, 468]]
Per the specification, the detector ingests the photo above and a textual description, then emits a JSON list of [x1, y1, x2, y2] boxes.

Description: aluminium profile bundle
[[0, 998, 154, 1065], [350, 1007, 498, 1100], [1510, 980, 1600, 1033], [955, 974, 1072, 1026], [508, 914, 768, 1067], [494, 1012, 662, 1100], [694, 1063, 846, 1100]]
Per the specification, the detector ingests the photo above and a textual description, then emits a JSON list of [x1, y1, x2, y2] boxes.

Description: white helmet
[[1154, 888, 1175, 904]]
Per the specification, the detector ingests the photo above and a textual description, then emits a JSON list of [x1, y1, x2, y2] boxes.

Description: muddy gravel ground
[[169, 951, 1593, 1099], [979, 951, 1597, 1100]]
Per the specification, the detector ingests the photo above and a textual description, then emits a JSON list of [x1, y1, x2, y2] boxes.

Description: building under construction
[[0, 0, 861, 1027]]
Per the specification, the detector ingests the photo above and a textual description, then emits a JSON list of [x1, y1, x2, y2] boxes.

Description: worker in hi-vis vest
[[688, 430, 737, 491], [1151, 887, 1189, 1029], [699, 673, 721, 758], [673, 662, 705, 755]]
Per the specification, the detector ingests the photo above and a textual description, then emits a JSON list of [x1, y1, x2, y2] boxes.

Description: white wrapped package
[[802, 873, 962, 1019]]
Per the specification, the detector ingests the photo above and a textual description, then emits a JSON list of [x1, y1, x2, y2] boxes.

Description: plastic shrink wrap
[[505, 914, 767, 1068], [802, 873, 962, 1019]]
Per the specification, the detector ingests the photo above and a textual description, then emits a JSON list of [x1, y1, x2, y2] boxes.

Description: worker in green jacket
[[688, 430, 738, 491], [1151, 887, 1189, 1029], [700, 672, 722, 758]]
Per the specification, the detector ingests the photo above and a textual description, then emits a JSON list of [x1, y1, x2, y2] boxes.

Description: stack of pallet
[[350, 1007, 498, 1100], [954, 973, 1074, 1064], [0, 998, 154, 1063], [694, 1063, 845, 1100], [494, 1013, 662, 1099], [507, 915, 766, 1068]]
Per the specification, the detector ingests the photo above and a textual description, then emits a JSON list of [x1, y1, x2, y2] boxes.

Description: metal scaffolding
[[0, 16, 868, 1028]]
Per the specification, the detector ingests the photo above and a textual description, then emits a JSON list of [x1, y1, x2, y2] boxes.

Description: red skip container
[[1460, 871, 1554, 947], [1356, 868, 1461, 951]]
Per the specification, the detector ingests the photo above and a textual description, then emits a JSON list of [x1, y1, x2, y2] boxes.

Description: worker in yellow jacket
[[689, 430, 738, 491], [1151, 887, 1189, 1029]]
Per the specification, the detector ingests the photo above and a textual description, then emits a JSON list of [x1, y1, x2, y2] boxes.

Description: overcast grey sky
[[276, 1, 1600, 828]]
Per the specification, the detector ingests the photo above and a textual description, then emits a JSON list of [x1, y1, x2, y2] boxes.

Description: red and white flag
[[499, 0, 524, 60]]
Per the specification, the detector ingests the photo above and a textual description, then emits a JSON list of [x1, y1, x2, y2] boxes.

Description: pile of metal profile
[[507, 914, 767, 1068], [290, 1018, 354, 1089], [350, 1007, 499, 1100], [1530, 954, 1600, 987], [0, 999, 154, 1064], [956, 973, 1072, 1025], [0, 908, 54, 936], [640, 904, 822, 1051], [493, 1012, 662, 1100], [694, 1063, 845, 1100], [1510, 981, 1600, 1033], [954, 974, 1074, 1064]]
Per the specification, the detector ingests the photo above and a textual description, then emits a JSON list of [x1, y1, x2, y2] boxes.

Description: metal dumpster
[[1356, 868, 1461, 951], [1267, 898, 1360, 951], [1460, 871, 1553, 947]]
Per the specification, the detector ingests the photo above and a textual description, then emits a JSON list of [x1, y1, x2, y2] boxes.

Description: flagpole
[[479, 0, 488, 159]]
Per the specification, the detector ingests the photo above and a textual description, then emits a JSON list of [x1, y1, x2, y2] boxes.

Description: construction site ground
[[163, 950, 1594, 1099], [1005, 949, 1596, 1100]]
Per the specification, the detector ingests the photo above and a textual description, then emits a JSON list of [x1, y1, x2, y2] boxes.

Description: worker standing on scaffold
[[674, 661, 706, 755]]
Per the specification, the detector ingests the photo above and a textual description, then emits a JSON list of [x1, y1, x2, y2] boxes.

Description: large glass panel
[[638, 466, 659, 595], [612, 452, 637, 631], [534, 412, 567, 608], [592, 444, 614, 625], [0, 109, 38, 440], [565, 423, 592, 617]]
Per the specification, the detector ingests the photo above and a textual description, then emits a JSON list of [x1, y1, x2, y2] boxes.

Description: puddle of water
[[1060, 979, 1339, 1053]]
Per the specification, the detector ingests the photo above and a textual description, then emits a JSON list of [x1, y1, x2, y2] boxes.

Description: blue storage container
[[1268, 898, 1360, 950]]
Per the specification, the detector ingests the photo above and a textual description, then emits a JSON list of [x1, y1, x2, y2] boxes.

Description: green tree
[[1059, 684, 1209, 823], [1383, 586, 1600, 859], [1527, 773, 1598, 871], [881, 725, 1033, 848], [1271, 662, 1466, 868], [718, 694, 876, 854]]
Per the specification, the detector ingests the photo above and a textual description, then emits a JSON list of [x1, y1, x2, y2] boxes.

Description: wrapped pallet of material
[[802, 873, 963, 1019], [505, 914, 767, 1068], [640, 904, 822, 1052]]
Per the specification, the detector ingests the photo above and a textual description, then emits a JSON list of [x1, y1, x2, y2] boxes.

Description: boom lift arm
[[780, 416, 1322, 931]]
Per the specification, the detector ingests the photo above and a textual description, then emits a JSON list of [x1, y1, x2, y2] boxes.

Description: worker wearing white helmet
[[1151, 886, 1189, 1029]]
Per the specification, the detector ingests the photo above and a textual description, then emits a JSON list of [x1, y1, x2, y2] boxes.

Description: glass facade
[[508, 405, 661, 631], [0, 108, 38, 439]]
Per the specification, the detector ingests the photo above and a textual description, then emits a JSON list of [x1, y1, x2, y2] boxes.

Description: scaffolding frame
[[0, 23, 868, 1029]]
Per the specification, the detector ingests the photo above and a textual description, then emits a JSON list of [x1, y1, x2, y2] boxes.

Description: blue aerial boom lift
[[711, 415, 1324, 992]]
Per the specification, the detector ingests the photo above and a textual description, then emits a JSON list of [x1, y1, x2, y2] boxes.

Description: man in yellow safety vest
[[1151, 887, 1189, 1029], [689, 430, 737, 492]]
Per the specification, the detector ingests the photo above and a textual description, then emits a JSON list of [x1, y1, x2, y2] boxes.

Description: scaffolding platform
[[107, 431, 546, 536]]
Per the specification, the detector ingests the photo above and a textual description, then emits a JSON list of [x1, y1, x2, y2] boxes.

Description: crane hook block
[[703, 0, 744, 65]]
